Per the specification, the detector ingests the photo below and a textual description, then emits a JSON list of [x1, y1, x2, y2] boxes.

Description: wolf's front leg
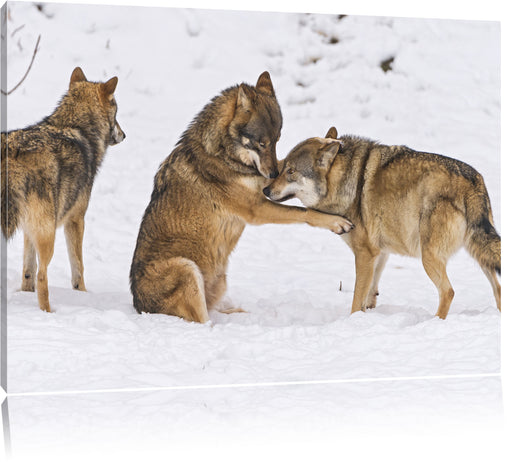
[[351, 248, 379, 314], [64, 215, 86, 291], [363, 252, 389, 309], [243, 198, 353, 234], [303, 207, 354, 234], [21, 233, 37, 292]]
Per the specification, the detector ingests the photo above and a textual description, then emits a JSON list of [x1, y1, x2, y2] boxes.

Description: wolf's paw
[[21, 281, 35, 292], [214, 297, 248, 315], [39, 303, 52, 313], [72, 279, 86, 291], [21, 272, 36, 292], [217, 307, 247, 315], [330, 216, 354, 234], [363, 291, 379, 309]]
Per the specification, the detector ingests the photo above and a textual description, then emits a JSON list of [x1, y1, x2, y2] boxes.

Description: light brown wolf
[[130, 73, 353, 323], [264, 127, 500, 319], [1, 67, 125, 312]]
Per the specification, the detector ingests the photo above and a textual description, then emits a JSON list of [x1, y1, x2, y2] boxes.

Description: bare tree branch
[[1, 34, 41, 96], [11, 24, 25, 37], [34, 4, 54, 19]]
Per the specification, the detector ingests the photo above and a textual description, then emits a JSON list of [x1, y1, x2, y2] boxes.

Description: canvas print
[[0, 2, 500, 394]]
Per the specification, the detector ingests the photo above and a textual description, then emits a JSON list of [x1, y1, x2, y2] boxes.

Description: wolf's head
[[263, 127, 342, 207], [228, 72, 282, 179], [67, 67, 126, 146]]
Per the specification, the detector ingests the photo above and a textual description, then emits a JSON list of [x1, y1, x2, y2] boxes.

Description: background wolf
[[264, 127, 500, 319], [130, 72, 352, 323], [1, 67, 125, 312]]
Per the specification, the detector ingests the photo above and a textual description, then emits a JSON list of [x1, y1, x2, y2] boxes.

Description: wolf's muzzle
[[110, 121, 126, 145]]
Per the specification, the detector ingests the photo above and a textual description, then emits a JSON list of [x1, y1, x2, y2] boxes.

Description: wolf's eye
[[287, 168, 295, 175], [259, 141, 266, 148]]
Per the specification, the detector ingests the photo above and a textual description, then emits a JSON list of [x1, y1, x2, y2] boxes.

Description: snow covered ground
[[2, 1, 501, 395], [4, 376, 506, 461]]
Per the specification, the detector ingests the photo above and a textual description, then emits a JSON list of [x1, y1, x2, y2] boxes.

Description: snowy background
[[1, 0, 506, 460], [4, 376, 506, 461], [3, 1, 501, 393]]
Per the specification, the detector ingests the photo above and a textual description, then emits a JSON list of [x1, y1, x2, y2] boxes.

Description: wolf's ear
[[255, 71, 275, 97], [317, 141, 341, 170], [237, 84, 252, 111], [325, 126, 338, 139], [102, 76, 118, 97], [70, 67, 87, 86]]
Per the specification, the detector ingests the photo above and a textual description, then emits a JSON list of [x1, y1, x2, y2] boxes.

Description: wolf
[[1, 67, 125, 312], [130, 72, 353, 323], [264, 127, 500, 319]]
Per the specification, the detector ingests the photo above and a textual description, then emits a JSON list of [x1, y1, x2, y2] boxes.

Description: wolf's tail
[[464, 180, 500, 276], [1, 135, 20, 240]]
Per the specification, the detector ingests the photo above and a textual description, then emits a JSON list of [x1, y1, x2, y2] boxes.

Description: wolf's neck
[[192, 87, 238, 155], [323, 149, 370, 217], [46, 94, 103, 132], [48, 95, 106, 132], [44, 97, 110, 166]]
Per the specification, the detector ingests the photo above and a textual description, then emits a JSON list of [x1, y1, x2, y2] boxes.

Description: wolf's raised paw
[[333, 217, 354, 234]]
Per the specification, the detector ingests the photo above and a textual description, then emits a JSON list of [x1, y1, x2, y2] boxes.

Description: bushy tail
[[464, 184, 500, 276], [466, 218, 501, 275], [1, 135, 20, 240]]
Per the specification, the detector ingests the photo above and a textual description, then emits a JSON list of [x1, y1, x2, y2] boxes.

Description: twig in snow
[[11, 24, 25, 37], [34, 4, 54, 19], [1, 34, 41, 96]]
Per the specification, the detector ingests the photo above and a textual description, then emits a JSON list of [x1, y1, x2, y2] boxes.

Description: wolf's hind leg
[[21, 233, 37, 292], [64, 215, 86, 291], [33, 228, 56, 313], [482, 266, 501, 311], [142, 257, 209, 323], [421, 251, 454, 320], [420, 200, 464, 319]]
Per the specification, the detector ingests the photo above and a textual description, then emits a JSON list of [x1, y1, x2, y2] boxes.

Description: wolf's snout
[[110, 122, 126, 145], [116, 131, 126, 143], [262, 186, 271, 197]]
